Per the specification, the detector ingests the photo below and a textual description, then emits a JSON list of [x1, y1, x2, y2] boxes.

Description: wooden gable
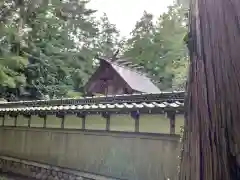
[[85, 60, 134, 96], [85, 55, 161, 96]]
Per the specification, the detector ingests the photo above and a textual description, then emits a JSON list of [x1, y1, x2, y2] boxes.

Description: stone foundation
[[0, 156, 116, 180]]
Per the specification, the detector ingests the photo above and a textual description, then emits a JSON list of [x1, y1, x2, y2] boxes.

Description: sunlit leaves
[[123, 3, 188, 90], [0, 55, 28, 88]]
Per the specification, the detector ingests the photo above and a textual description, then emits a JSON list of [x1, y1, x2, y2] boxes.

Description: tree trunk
[[179, 0, 240, 180]]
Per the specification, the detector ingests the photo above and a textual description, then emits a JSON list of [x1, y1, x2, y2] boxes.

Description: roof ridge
[[100, 56, 146, 75], [99, 56, 161, 85]]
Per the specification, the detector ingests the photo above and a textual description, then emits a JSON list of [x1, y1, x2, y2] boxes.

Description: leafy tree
[[0, 56, 28, 88], [95, 13, 121, 56], [155, 4, 188, 90], [123, 11, 155, 66], [0, 0, 189, 100], [0, 0, 99, 99], [154, 4, 188, 90], [123, 11, 164, 86], [123, 5, 188, 90], [0, 0, 30, 99]]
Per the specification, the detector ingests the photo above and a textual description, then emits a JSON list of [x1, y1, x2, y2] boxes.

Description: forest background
[[0, 0, 189, 100]]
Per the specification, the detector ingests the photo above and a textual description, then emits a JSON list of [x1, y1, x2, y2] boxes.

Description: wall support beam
[[106, 115, 110, 131], [102, 112, 111, 131], [27, 115, 31, 128], [77, 113, 86, 130], [43, 116, 47, 128], [167, 111, 176, 134], [61, 116, 65, 129], [14, 115, 17, 127], [2, 115, 4, 126], [131, 111, 140, 132], [82, 115, 86, 130]]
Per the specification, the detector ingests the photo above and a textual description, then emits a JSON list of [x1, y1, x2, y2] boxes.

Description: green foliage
[[0, 55, 28, 88], [0, 0, 188, 99], [123, 4, 188, 90], [95, 13, 121, 56], [66, 90, 83, 98], [0, 0, 103, 99]]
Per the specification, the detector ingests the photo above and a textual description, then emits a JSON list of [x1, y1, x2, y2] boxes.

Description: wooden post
[[167, 111, 176, 134], [43, 116, 47, 128], [39, 114, 47, 128], [14, 115, 17, 127], [82, 115, 86, 130], [77, 113, 86, 130], [27, 115, 31, 128], [106, 115, 110, 131], [135, 117, 139, 132], [61, 116, 65, 129], [131, 111, 140, 132], [2, 115, 5, 126], [56, 112, 65, 129], [102, 112, 110, 131]]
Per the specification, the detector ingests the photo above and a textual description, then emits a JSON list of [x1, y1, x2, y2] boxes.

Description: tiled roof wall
[[0, 91, 185, 113], [0, 101, 184, 113]]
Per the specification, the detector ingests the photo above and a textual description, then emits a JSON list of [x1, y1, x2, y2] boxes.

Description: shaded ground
[[0, 173, 36, 180]]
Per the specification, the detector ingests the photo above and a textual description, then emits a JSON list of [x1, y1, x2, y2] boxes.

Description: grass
[[0, 114, 184, 134]]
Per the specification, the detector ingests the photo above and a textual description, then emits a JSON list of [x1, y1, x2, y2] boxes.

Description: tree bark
[[179, 0, 240, 180]]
